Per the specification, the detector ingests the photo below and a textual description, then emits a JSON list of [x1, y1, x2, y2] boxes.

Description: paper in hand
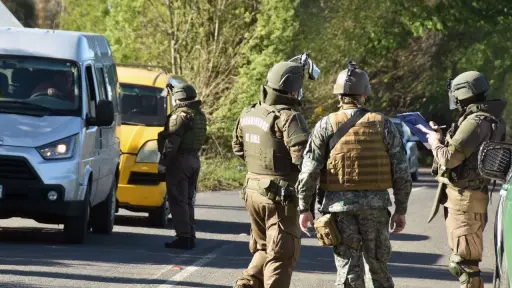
[[396, 112, 433, 149]]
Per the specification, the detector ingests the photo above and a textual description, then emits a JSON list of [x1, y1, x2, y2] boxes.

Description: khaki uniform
[[428, 100, 506, 287], [159, 99, 207, 240], [232, 98, 309, 288]]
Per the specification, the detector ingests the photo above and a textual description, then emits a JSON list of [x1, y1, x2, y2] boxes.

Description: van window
[[0, 55, 81, 116], [104, 64, 119, 112], [85, 65, 96, 117], [95, 66, 108, 100], [119, 83, 167, 126]]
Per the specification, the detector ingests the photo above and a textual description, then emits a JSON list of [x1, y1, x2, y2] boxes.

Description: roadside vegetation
[[4, 0, 512, 191]]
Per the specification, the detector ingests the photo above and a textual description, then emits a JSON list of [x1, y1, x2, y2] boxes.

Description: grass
[[198, 156, 247, 192]]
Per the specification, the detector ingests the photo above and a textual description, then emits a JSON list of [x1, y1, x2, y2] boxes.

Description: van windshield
[[0, 56, 80, 116], [119, 83, 167, 126]]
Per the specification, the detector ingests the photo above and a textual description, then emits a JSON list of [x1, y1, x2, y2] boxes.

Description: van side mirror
[[88, 100, 114, 127], [478, 141, 512, 182]]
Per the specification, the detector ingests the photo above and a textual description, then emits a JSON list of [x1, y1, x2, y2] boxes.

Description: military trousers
[[236, 189, 301, 288], [443, 206, 487, 287], [165, 152, 200, 238], [332, 208, 394, 288]]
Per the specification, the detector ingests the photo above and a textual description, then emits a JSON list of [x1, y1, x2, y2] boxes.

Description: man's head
[[265, 61, 305, 99], [448, 71, 490, 111], [172, 83, 197, 103], [333, 61, 371, 106]]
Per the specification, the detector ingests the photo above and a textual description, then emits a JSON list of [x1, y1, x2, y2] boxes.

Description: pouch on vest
[[313, 213, 341, 247]]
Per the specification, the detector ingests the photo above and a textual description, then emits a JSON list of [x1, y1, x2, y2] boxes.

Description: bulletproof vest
[[239, 103, 295, 179], [178, 106, 207, 152], [319, 111, 393, 191], [438, 108, 505, 189]]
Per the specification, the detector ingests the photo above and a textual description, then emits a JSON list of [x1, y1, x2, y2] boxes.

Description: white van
[[0, 27, 121, 244]]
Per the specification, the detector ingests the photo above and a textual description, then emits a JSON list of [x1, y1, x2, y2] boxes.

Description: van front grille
[[128, 172, 163, 186], [0, 156, 39, 181]]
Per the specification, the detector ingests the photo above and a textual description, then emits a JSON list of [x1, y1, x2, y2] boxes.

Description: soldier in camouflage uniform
[[296, 61, 412, 288], [424, 71, 506, 288], [232, 61, 310, 288], [158, 83, 207, 250]]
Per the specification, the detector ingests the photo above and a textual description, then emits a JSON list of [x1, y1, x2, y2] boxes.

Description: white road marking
[[412, 186, 427, 192], [157, 243, 234, 287]]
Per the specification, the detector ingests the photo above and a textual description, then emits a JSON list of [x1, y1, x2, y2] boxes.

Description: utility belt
[[243, 178, 298, 216], [313, 213, 361, 250]]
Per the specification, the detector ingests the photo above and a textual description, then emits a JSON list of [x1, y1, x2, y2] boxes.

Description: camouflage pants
[[333, 209, 394, 288]]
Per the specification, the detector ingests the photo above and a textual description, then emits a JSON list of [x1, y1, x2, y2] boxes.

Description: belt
[[245, 178, 294, 202]]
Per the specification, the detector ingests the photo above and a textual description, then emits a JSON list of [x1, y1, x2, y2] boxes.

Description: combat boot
[[164, 237, 195, 249], [460, 276, 483, 288]]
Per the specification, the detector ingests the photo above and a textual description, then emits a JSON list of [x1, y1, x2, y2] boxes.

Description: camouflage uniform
[[296, 62, 412, 288], [158, 83, 207, 250], [232, 61, 310, 288], [427, 72, 507, 288]]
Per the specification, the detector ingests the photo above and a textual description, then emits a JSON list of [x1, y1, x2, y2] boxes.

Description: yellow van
[[115, 65, 185, 227]]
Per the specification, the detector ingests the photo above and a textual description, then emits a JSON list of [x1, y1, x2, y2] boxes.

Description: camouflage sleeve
[[231, 115, 245, 160], [432, 117, 491, 169], [295, 116, 332, 212], [281, 111, 310, 167], [383, 117, 412, 215], [163, 111, 192, 160]]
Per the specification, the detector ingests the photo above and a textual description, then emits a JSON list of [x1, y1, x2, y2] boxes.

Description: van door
[[94, 63, 116, 201], [83, 64, 101, 204]]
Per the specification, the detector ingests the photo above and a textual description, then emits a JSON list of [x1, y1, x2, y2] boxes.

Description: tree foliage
[[12, 0, 510, 154]]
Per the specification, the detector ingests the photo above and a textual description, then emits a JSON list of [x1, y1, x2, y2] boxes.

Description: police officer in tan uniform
[[425, 71, 507, 288], [232, 61, 311, 288]]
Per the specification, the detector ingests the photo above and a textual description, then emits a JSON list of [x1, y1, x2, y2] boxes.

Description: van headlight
[[37, 134, 77, 160], [136, 140, 160, 163]]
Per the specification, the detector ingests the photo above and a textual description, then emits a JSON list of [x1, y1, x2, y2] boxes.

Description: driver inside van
[[31, 70, 74, 103]]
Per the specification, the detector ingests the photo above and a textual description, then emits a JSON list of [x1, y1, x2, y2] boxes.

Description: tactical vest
[[240, 103, 295, 180], [178, 106, 207, 152], [437, 110, 505, 189], [158, 105, 207, 154], [320, 111, 393, 191]]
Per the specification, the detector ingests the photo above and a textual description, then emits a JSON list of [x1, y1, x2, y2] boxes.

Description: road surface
[[0, 169, 499, 287]]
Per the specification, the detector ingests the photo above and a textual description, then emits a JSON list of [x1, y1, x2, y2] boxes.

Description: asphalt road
[[0, 169, 500, 288]]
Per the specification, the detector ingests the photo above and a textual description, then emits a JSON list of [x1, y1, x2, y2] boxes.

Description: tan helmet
[[333, 61, 371, 95]]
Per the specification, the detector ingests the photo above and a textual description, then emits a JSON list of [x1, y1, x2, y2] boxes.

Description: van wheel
[[64, 185, 91, 244], [149, 194, 169, 228], [91, 179, 116, 234]]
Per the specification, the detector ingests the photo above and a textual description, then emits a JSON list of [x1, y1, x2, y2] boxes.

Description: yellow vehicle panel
[[116, 66, 172, 210]]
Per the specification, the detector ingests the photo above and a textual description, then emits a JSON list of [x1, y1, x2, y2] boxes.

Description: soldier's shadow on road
[[114, 215, 251, 235]]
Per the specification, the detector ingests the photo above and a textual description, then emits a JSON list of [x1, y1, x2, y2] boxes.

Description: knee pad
[[448, 254, 481, 285]]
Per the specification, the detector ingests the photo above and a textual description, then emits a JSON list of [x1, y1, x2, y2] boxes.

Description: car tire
[[90, 179, 116, 234], [64, 184, 91, 244], [148, 194, 169, 228], [411, 170, 419, 182]]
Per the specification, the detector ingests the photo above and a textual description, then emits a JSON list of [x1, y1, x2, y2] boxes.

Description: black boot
[[164, 237, 195, 249]]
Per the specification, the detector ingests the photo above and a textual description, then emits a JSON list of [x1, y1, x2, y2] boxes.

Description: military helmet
[[173, 83, 197, 100], [448, 71, 489, 110], [333, 61, 371, 95], [265, 61, 305, 93]]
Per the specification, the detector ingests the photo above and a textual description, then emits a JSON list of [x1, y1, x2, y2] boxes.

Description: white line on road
[[157, 243, 234, 288]]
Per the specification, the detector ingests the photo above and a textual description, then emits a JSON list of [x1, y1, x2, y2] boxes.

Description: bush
[[198, 156, 247, 192]]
